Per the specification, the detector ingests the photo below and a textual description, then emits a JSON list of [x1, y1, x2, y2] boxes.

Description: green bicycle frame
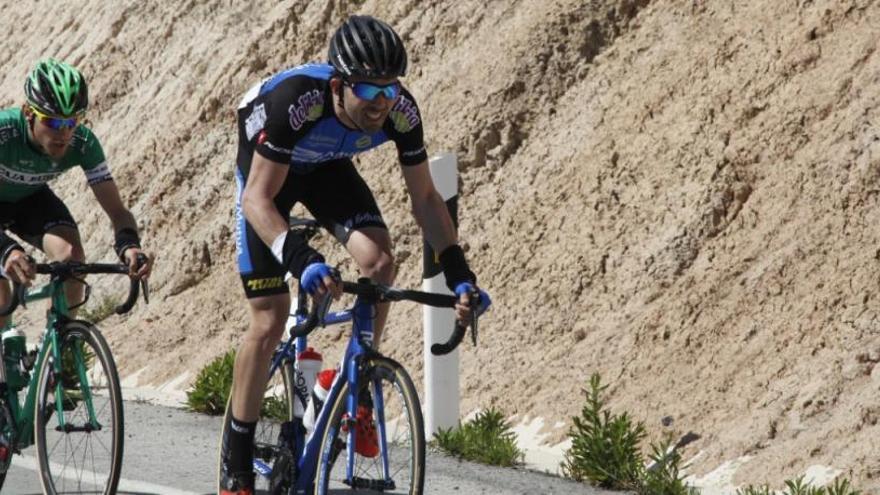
[[0, 279, 99, 448]]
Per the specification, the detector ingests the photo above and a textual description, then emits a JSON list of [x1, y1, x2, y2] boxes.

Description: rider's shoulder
[[261, 63, 333, 97]]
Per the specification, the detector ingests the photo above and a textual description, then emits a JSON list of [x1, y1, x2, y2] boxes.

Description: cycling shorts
[[235, 158, 386, 298], [0, 187, 77, 280]]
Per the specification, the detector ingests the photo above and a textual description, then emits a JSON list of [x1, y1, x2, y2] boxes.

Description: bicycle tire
[[34, 320, 123, 495], [313, 356, 425, 495], [218, 355, 296, 494], [0, 396, 14, 491]]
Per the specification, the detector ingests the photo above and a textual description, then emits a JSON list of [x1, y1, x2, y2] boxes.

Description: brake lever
[[15, 283, 27, 310], [468, 290, 479, 347], [141, 279, 150, 304]]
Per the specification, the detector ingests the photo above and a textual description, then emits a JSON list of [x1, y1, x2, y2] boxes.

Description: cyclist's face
[[338, 77, 400, 134], [25, 107, 76, 159]]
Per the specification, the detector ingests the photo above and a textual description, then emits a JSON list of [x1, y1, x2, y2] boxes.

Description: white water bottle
[[293, 347, 322, 419], [303, 368, 337, 431]]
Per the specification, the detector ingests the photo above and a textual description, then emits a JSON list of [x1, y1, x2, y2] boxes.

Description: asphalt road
[[3, 401, 621, 494]]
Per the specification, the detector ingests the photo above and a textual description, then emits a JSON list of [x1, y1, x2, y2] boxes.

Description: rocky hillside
[[1, 0, 878, 489]]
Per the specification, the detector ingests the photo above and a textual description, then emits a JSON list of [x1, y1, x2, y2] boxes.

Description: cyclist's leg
[[345, 228, 395, 345], [42, 225, 85, 313], [299, 158, 394, 345], [0, 279, 9, 328], [224, 164, 296, 492], [10, 187, 83, 315]]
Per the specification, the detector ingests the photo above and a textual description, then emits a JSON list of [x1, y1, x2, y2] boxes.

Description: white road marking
[[12, 454, 202, 495]]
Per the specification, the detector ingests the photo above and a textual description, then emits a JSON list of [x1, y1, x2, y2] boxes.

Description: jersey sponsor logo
[[0, 125, 19, 146], [401, 147, 426, 158], [288, 89, 324, 131], [0, 163, 63, 185], [245, 103, 267, 140], [257, 130, 268, 145], [85, 161, 113, 185], [343, 212, 384, 231], [263, 140, 294, 155], [246, 276, 285, 291], [355, 135, 372, 148], [290, 147, 358, 164], [389, 95, 420, 133]]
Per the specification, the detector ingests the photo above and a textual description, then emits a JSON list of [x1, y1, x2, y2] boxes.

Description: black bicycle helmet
[[24, 58, 88, 116], [328, 16, 407, 79]]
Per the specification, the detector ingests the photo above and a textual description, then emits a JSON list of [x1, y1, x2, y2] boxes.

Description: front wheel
[[313, 356, 425, 495], [34, 321, 123, 495]]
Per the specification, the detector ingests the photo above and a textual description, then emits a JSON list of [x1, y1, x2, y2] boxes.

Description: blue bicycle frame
[[264, 285, 386, 492]]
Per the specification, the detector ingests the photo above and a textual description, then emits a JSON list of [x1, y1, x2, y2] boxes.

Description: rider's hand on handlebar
[[300, 262, 342, 300], [453, 282, 491, 325], [123, 248, 152, 279], [3, 249, 36, 286]]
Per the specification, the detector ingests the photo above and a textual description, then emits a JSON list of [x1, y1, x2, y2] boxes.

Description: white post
[[423, 152, 459, 436]]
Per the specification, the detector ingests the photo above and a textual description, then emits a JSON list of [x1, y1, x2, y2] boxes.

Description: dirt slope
[[2, 0, 879, 489]]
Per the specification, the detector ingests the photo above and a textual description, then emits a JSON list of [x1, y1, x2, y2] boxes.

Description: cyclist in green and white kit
[[0, 58, 152, 323]]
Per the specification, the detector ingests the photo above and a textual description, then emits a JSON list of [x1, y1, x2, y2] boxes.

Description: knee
[[360, 250, 395, 283], [52, 240, 85, 263]]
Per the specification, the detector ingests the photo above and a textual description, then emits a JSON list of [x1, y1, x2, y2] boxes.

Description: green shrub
[[186, 349, 290, 419], [561, 372, 645, 489], [639, 439, 700, 495], [561, 372, 699, 494], [187, 349, 236, 415], [736, 475, 862, 495], [432, 407, 524, 467]]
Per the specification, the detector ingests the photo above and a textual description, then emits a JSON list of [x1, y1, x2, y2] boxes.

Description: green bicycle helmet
[[24, 58, 88, 116]]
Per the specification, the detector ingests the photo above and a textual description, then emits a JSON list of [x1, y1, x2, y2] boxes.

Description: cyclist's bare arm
[[400, 159, 458, 253], [91, 180, 152, 278], [244, 151, 340, 296], [400, 160, 485, 322], [243, 151, 293, 246]]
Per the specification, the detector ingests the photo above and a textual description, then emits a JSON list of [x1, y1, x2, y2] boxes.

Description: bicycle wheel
[[0, 397, 14, 491], [218, 354, 296, 494], [34, 321, 123, 495], [313, 356, 425, 495]]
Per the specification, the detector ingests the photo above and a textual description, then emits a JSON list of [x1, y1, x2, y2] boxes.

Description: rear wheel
[[218, 355, 296, 494], [35, 321, 123, 495], [313, 356, 425, 494]]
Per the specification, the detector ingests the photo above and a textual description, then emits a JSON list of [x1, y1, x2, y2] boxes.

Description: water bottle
[[2, 327, 27, 390], [303, 369, 337, 432], [293, 348, 322, 419]]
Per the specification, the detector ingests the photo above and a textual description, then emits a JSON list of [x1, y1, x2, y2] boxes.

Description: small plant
[[639, 439, 700, 495], [187, 349, 235, 415], [826, 478, 861, 495], [432, 407, 524, 467], [737, 487, 773, 495], [736, 476, 862, 495], [561, 373, 700, 494], [561, 372, 645, 489], [79, 295, 121, 323]]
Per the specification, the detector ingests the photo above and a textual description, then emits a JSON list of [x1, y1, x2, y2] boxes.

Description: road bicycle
[[0, 259, 147, 494], [219, 218, 479, 494]]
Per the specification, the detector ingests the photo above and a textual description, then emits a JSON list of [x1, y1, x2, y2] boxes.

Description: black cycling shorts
[[235, 157, 387, 299], [0, 186, 77, 249]]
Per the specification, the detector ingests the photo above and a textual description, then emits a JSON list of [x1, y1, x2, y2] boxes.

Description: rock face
[[1, 0, 878, 489]]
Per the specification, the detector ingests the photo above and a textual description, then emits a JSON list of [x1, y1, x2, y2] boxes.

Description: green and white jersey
[[0, 108, 111, 202]]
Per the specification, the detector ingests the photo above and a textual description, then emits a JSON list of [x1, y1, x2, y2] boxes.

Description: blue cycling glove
[[454, 282, 492, 316], [300, 262, 333, 295]]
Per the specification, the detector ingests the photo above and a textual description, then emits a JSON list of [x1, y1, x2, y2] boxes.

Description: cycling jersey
[[0, 108, 112, 202], [235, 63, 427, 176]]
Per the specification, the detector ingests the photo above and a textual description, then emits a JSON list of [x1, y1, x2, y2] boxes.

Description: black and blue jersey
[[235, 63, 427, 176]]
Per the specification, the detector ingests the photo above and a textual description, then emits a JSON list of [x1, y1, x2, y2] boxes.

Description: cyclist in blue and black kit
[[219, 15, 491, 494]]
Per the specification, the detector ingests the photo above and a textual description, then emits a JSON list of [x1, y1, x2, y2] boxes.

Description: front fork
[[48, 327, 99, 431]]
